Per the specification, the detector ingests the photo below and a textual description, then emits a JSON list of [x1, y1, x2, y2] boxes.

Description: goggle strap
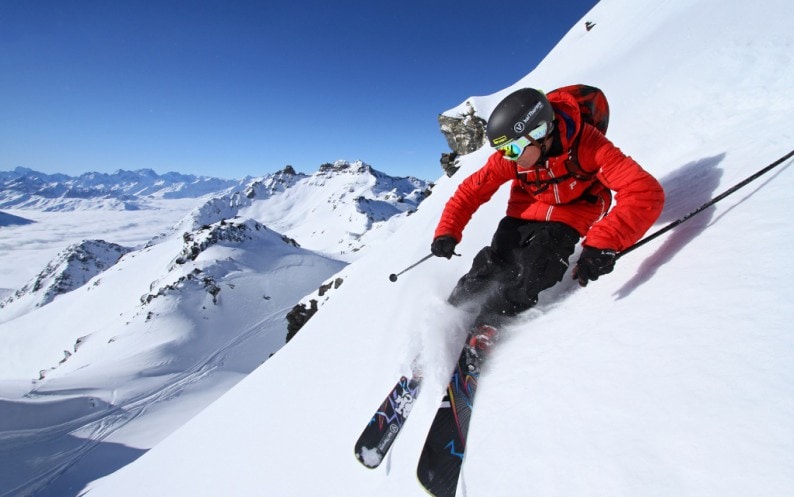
[[526, 135, 543, 148]]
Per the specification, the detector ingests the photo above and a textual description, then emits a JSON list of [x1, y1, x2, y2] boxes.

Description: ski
[[354, 373, 422, 468], [416, 325, 498, 497]]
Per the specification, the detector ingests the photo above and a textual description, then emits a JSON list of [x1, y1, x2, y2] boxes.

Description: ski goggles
[[496, 121, 552, 161]]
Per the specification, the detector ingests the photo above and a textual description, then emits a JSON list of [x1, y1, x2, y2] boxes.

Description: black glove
[[431, 235, 458, 259], [573, 246, 617, 287]]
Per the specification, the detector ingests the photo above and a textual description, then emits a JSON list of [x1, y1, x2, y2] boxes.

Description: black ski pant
[[448, 217, 580, 326]]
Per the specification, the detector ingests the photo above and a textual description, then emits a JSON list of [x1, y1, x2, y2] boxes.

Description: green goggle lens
[[496, 121, 550, 160]]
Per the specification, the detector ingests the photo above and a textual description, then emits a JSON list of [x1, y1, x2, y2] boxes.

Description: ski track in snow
[[0, 308, 286, 497]]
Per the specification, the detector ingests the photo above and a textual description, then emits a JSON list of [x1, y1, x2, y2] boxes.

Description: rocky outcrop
[[172, 219, 294, 267], [438, 102, 488, 176], [285, 277, 344, 342]]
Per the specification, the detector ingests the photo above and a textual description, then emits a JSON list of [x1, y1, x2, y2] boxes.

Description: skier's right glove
[[431, 235, 458, 259], [573, 246, 617, 286]]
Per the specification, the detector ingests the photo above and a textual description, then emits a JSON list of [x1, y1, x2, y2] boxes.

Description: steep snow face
[[78, 1, 794, 497]]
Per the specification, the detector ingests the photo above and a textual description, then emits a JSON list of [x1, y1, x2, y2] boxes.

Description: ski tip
[[354, 446, 384, 469]]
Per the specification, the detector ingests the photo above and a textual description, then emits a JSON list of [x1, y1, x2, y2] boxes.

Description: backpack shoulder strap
[[565, 131, 598, 181], [549, 85, 610, 182]]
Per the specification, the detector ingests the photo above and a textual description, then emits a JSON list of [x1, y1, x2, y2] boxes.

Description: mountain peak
[[0, 240, 131, 321], [318, 160, 373, 175]]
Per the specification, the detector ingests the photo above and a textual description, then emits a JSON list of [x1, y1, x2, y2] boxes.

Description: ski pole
[[389, 254, 434, 282], [618, 148, 794, 259]]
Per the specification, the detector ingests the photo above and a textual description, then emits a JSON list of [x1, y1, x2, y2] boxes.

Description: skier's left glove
[[431, 235, 458, 259], [573, 246, 617, 287]]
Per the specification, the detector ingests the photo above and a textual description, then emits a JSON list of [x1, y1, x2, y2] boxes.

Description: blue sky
[[0, 1, 598, 180]]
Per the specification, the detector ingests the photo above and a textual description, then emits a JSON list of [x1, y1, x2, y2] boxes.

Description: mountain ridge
[[0, 160, 431, 213]]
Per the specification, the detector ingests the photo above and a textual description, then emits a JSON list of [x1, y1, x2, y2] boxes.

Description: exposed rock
[[440, 152, 461, 177], [438, 102, 487, 156], [285, 277, 345, 342], [173, 220, 272, 267], [286, 299, 318, 343]]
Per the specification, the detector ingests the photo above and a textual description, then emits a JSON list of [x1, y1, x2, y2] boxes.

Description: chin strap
[[536, 142, 549, 166]]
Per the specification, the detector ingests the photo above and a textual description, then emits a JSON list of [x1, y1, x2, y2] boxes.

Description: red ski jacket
[[434, 91, 664, 252]]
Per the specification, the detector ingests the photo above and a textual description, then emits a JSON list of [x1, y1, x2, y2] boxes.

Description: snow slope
[[9, 0, 794, 495], [0, 160, 429, 495]]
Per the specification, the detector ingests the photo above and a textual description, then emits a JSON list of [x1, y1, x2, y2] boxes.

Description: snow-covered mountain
[[0, 163, 430, 229], [0, 240, 131, 323], [2, 0, 794, 496], [178, 160, 431, 260]]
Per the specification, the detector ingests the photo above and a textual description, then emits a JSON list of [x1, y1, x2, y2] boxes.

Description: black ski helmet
[[486, 88, 554, 148]]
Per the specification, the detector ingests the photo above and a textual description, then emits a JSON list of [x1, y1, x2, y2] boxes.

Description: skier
[[431, 87, 665, 331]]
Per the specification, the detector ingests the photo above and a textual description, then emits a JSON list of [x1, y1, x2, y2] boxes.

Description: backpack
[[547, 84, 610, 181]]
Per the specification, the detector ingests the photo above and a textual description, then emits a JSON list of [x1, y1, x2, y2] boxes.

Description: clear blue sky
[[0, 1, 598, 180]]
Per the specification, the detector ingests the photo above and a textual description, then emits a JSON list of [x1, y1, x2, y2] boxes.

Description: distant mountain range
[[0, 164, 431, 215], [0, 166, 249, 210]]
